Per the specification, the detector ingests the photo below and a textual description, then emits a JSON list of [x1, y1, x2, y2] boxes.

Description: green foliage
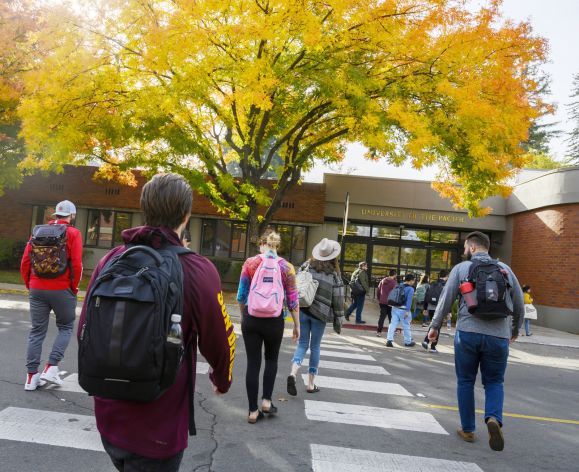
[[0, 239, 26, 270], [208, 258, 244, 284], [567, 72, 579, 164], [524, 152, 564, 170]]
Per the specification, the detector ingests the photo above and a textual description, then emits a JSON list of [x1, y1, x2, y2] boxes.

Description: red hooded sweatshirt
[[77, 226, 235, 459], [20, 219, 83, 293]]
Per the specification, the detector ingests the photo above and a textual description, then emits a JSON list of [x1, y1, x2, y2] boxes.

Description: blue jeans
[[292, 310, 326, 375], [524, 319, 532, 335], [454, 330, 509, 433], [346, 293, 366, 322], [386, 308, 412, 344]]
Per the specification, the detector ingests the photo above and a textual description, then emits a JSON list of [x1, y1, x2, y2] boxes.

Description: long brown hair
[[309, 257, 340, 275]]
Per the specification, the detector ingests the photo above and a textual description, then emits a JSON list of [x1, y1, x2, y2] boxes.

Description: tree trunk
[[247, 206, 262, 256]]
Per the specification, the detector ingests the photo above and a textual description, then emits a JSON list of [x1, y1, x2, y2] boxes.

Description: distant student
[[385, 273, 416, 347], [376, 270, 397, 337]]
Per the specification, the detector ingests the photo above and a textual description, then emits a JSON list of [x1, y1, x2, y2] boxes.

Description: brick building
[[1, 165, 577, 333]]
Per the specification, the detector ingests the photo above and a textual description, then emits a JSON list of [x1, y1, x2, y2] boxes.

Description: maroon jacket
[[377, 277, 397, 304], [77, 226, 235, 459]]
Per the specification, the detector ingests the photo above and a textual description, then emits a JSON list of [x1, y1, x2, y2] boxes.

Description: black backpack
[[427, 280, 446, 306], [387, 283, 406, 307], [29, 224, 69, 278], [467, 259, 512, 319], [78, 244, 191, 403]]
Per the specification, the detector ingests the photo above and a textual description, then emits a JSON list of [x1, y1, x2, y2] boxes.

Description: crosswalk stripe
[[310, 444, 483, 472], [304, 400, 447, 435], [320, 350, 375, 361], [0, 299, 82, 315], [301, 375, 412, 396], [43, 363, 212, 393], [0, 407, 104, 451], [319, 343, 364, 352], [44, 373, 85, 393], [196, 361, 210, 374], [318, 339, 349, 346], [305, 359, 390, 375]]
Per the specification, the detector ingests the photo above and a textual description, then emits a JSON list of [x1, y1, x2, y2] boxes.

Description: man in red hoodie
[[20, 199, 83, 390], [78, 173, 234, 470]]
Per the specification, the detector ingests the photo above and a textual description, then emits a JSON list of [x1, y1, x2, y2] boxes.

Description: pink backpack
[[247, 254, 285, 317]]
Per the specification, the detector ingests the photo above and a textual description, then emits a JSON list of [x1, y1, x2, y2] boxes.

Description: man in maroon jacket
[[376, 269, 398, 337], [78, 173, 234, 471], [21, 200, 83, 390]]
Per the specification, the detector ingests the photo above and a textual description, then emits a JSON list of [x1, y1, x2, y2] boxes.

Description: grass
[[0, 269, 91, 292]]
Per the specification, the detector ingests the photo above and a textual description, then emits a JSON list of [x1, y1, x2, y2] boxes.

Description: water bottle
[[459, 280, 478, 313], [167, 314, 182, 344]]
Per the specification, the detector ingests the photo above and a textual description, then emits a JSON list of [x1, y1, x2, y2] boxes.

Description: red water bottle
[[460, 280, 478, 313]]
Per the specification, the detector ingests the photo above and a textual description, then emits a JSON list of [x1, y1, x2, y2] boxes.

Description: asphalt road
[[1, 292, 578, 472]]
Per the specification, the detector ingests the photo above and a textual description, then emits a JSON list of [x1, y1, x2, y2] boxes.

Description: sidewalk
[[344, 296, 579, 349], [3, 282, 577, 349]]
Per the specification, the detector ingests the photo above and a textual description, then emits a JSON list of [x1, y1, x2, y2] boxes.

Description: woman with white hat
[[287, 238, 345, 395]]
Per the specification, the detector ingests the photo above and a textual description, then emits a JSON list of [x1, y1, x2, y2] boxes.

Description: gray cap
[[53, 200, 77, 217]]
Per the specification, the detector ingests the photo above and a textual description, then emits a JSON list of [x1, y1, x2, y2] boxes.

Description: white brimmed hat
[[312, 238, 341, 261], [53, 200, 77, 217]]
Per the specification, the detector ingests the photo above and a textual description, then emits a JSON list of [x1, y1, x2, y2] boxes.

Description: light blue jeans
[[524, 319, 532, 335], [386, 308, 412, 344], [291, 310, 326, 375]]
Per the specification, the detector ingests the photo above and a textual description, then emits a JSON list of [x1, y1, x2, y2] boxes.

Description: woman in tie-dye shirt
[[237, 230, 299, 424]]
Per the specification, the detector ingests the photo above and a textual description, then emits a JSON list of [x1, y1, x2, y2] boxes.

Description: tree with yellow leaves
[[18, 0, 548, 244], [0, 1, 37, 195]]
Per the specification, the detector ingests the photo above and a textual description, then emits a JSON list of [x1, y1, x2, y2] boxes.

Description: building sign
[[360, 207, 466, 224]]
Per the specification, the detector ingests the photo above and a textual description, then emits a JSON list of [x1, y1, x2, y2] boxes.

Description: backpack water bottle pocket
[[160, 341, 184, 390]]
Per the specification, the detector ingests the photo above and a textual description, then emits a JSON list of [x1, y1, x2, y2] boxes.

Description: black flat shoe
[[287, 375, 297, 396], [262, 403, 278, 415], [306, 385, 320, 393], [247, 410, 264, 424]]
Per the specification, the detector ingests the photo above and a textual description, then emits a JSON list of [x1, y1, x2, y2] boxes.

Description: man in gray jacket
[[428, 231, 524, 452]]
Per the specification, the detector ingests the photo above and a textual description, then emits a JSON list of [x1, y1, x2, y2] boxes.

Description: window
[[431, 249, 457, 271], [345, 224, 371, 237], [400, 246, 427, 267], [230, 223, 247, 259], [344, 243, 367, 263], [372, 245, 398, 265], [34, 206, 56, 226], [431, 230, 459, 244], [268, 224, 309, 265], [372, 225, 400, 239], [200, 219, 248, 259], [401, 228, 429, 242], [85, 210, 132, 248]]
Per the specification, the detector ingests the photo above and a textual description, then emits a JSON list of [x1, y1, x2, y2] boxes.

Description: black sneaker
[[404, 341, 416, 347], [386, 340, 394, 347], [421, 341, 429, 351]]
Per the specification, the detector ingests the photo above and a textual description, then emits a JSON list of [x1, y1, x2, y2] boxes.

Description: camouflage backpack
[[29, 224, 69, 278]]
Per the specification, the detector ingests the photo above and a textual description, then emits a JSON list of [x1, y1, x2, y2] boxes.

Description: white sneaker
[[40, 365, 63, 386], [24, 373, 46, 391]]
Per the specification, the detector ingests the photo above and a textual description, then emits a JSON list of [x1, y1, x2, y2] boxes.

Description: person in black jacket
[[420, 270, 449, 353]]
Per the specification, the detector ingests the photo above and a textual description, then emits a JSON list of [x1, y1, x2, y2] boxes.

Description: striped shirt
[[236, 251, 299, 316]]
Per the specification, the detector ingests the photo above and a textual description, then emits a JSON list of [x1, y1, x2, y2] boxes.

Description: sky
[[304, 0, 579, 183]]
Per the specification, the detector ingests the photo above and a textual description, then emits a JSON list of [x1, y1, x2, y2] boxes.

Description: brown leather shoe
[[486, 417, 504, 451], [457, 429, 475, 442]]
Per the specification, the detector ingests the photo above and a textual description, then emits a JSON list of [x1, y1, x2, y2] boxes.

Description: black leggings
[[377, 304, 392, 332], [241, 313, 284, 412]]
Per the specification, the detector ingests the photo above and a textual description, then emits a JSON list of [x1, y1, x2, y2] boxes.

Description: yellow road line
[[420, 403, 579, 425]]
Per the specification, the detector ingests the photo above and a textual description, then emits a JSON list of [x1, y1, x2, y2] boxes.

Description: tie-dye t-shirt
[[237, 251, 299, 316]]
